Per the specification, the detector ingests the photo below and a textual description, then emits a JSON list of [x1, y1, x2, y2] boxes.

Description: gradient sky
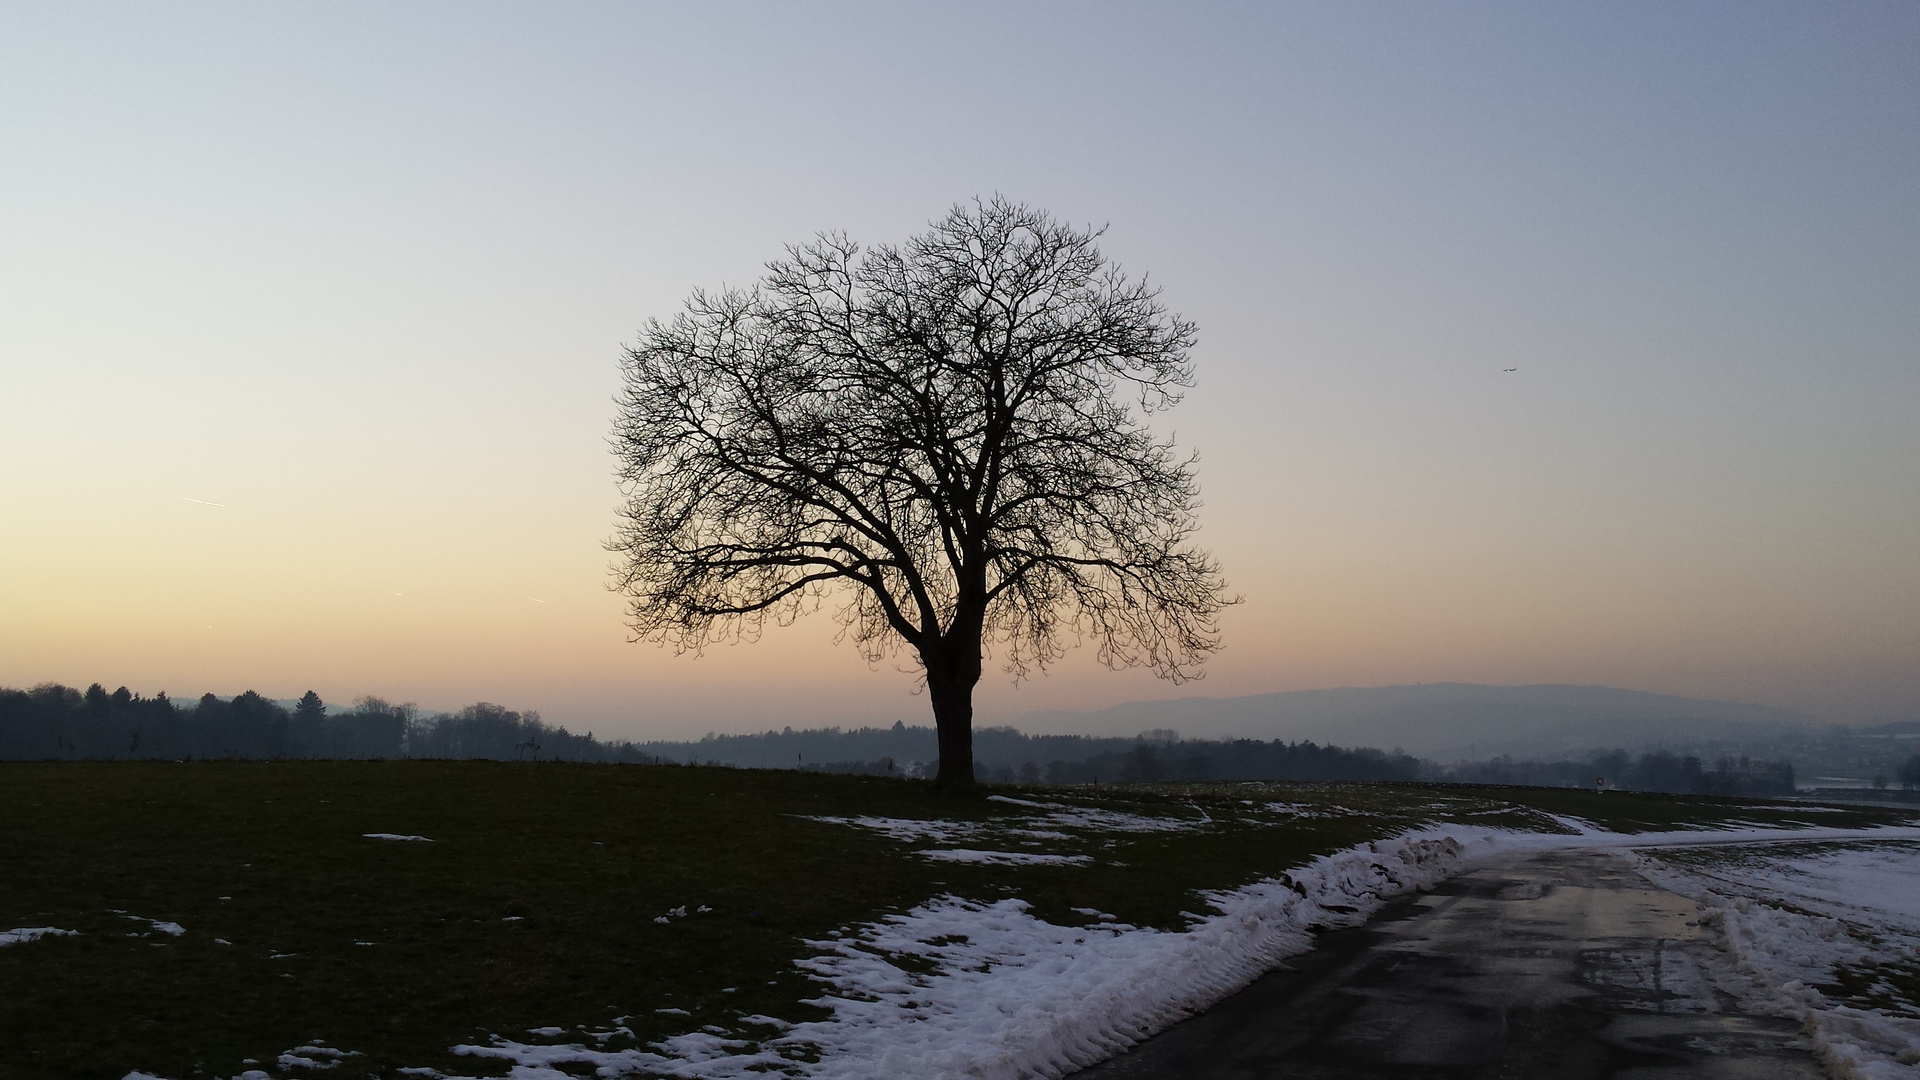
[[3, 2, 1916, 737]]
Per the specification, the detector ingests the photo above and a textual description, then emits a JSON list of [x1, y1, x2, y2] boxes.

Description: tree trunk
[[929, 684, 975, 789], [924, 632, 981, 789]]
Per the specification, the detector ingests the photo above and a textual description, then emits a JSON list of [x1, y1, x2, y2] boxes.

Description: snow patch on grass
[[278, 1043, 355, 1070], [445, 831, 1477, 1079], [424, 822, 1920, 1080], [1, 926, 78, 947], [919, 849, 1093, 866], [1022, 802, 1202, 834], [1640, 841, 1920, 1079], [808, 797, 1208, 857], [112, 914, 186, 938], [128, 1066, 278, 1080], [363, 833, 433, 842], [1261, 801, 1364, 819]]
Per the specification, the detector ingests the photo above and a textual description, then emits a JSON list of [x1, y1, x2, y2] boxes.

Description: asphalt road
[[1071, 848, 1821, 1079]]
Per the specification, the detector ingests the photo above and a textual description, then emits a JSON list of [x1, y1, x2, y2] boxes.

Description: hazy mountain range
[[1014, 683, 1829, 761]]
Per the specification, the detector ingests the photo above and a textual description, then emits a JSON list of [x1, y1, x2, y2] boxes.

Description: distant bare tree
[[610, 197, 1232, 788]]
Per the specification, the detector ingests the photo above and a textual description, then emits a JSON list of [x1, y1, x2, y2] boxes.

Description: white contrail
[[527, 597, 547, 603], [177, 496, 226, 507]]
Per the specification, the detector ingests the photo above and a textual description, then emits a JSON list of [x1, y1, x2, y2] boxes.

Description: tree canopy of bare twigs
[[610, 196, 1232, 788]]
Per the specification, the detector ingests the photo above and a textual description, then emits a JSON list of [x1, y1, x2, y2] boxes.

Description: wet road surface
[[1072, 848, 1820, 1079]]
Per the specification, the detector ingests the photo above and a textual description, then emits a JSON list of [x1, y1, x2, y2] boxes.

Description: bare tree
[[610, 197, 1232, 788]]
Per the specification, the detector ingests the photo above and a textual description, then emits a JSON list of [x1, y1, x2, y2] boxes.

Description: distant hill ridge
[[1012, 682, 1820, 760]]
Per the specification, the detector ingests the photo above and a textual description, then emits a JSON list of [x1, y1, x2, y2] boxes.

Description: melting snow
[[278, 1043, 354, 1070], [1, 926, 78, 947], [920, 849, 1093, 867], [1262, 801, 1364, 819], [1641, 840, 1920, 1079], [113, 914, 185, 938], [1019, 801, 1204, 834], [431, 822, 1920, 1080], [439, 831, 1477, 1079], [113, 801, 1919, 1080], [805, 816, 988, 845], [808, 798, 1207, 855]]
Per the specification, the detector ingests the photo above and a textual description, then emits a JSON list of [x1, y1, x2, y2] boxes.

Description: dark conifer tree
[[294, 690, 326, 722]]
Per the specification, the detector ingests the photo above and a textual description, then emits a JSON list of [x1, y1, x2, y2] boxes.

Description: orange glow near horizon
[[3, 5, 1915, 735]]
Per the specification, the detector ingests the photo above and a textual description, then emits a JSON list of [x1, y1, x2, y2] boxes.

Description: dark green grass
[[1827, 957, 1920, 1017], [1383, 782, 1910, 834], [3, 763, 1911, 1080]]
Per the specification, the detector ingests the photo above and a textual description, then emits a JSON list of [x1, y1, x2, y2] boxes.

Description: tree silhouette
[[294, 690, 326, 724], [610, 197, 1232, 787]]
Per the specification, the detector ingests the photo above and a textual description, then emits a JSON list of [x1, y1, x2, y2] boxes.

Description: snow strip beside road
[[448, 823, 1920, 1080], [117, 821, 1920, 1080], [450, 829, 1494, 1079], [1639, 841, 1920, 1080]]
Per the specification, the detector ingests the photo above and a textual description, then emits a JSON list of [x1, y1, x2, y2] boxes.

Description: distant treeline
[[1, 683, 1817, 797], [989, 739, 1423, 785], [0, 684, 668, 763], [1439, 749, 1799, 797], [0, 686, 1424, 781], [633, 724, 1423, 783]]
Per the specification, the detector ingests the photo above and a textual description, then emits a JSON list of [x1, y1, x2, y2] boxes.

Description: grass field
[[3, 761, 1912, 1080]]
